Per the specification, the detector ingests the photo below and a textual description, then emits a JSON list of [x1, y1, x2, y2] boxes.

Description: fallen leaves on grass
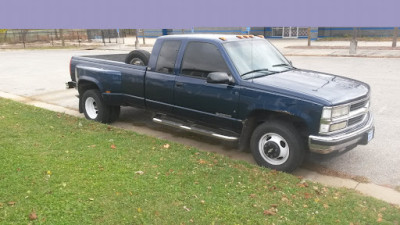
[[135, 171, 144, 175], [297, 181, 309, 188], [110, 144, 116, 149], [263, 209, 276, 215], [198, 159, 207, 165], [183, 206, 191, 211], [377, 213, 383, 222], [29, 210, 38, 220], [7, 201, 16, 206], [163, 144, 170, 149]]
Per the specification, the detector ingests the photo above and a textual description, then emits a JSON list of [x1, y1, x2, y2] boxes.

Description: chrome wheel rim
[[85, 97, 98, 119], [258, 133, 289, 165], [129, 57, 145, 66]]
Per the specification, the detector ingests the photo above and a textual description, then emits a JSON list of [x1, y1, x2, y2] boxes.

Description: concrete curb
[[1, 90, 400, 206]]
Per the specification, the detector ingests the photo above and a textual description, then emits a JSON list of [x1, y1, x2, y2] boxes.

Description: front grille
[[348, 115, 364, 126], [350, 100, 368, 111]]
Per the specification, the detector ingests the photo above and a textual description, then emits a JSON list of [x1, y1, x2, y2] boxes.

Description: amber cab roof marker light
[[236, 35, 243, 39], [257, 35, 264, 38], [242, 35, 249, 38], [219, 37, 227, 41], [249, 35, 254, 38]]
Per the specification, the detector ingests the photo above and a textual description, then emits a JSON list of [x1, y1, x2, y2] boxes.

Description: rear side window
[[155, 40, 181, 74], [181, 42, 230, 79]]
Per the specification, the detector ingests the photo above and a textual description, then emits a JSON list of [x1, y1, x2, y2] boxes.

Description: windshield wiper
[[272, 63, 293, 68], [242, 69, 279, 80], [241, 68, 270, 77]]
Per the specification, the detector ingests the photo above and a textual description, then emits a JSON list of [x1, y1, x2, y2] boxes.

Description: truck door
[[145, 40, 181, 113], [173, 41, 241, 131]]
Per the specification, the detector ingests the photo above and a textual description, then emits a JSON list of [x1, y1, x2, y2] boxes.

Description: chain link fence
[[0, 29, 139, 48]]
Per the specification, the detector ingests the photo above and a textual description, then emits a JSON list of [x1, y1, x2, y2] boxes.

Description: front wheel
[[250, 121, 305, 172]]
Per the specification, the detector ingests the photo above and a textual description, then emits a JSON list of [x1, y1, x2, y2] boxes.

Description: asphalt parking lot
[[1, 48, 399, 187]]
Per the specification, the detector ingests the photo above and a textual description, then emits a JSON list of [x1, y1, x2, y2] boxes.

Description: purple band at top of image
[[0, 0, 399, 28]]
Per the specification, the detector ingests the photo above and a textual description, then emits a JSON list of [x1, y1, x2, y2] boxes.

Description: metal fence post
[[101, 30, 106, 46], [392, 27, 398, 48], [142, 30, 146, 45], [135, 29, 139, 49], [349, 27, 358, 54]]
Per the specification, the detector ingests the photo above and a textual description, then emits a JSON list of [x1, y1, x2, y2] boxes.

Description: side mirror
[[206, 72, 233, 84], [289, 60, 293, 66]]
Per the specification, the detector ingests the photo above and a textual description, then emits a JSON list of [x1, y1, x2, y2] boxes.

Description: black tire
[[250, 121, 305, 172], [81, 89, 111, 123], [125, 50, 150, 66], [109, 106, 120, 123]]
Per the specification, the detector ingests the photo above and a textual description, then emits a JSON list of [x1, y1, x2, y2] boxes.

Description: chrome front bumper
[[308, 113, 374, 154]]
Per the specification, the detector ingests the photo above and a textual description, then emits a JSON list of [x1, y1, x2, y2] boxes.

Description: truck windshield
[[223, 39, 293, 79]]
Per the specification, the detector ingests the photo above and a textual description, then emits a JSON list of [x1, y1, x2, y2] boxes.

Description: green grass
[[0, 98, 399, 224]]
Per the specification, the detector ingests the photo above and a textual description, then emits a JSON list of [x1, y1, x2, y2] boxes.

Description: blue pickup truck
[[67, 34, 374, 172]]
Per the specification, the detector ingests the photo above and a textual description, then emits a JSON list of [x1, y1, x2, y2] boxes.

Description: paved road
[[1, 49, 399, 187]]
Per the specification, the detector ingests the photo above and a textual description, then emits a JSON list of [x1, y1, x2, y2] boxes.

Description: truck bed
[[70, 54, 147, 108], [80, 54, 128, 63]]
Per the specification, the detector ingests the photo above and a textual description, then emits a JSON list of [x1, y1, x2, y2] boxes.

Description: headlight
[[320, 105, 350, 133], [331, 106, 349, 118], [329, 121, 347, 132]]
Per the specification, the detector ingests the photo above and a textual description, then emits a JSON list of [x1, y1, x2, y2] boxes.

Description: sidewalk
[[1, 89, 400, 206]]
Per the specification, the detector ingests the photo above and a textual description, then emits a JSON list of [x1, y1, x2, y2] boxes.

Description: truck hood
[[249, 69, 370, 105]]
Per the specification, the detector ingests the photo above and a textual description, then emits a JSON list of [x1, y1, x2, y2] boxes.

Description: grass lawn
[[0, 98, 399, 224]]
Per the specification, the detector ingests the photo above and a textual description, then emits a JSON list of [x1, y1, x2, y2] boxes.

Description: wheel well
[[78, 80, 99, 113], [238, 110, 309, 152], [78, 80, 99, 95]]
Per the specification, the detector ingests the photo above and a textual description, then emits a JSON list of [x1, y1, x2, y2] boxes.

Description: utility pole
[[135, 29, 139, 49], [392, 27, 398, 48], [350, 27, 358, 54], [307, 27, 311, 46], [142, 29, 146, 45]]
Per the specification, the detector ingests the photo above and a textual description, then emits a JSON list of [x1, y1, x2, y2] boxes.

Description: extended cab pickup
[[68, 34, 374, 172]]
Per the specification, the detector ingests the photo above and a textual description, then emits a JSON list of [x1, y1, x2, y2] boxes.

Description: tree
[[20, 29, 29, 48], [60, 29, 65, 46]]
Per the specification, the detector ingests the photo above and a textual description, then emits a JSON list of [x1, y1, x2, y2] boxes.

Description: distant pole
[[307, 27, 311, 46], [101, 30, 106, 46], [77, 31, 81, 47], [392, 27, 398, 48], [349, 27, 358, 54], [60, 29, 65, 47], [135, 29, 139, 49], [142, 29, 146, 45]]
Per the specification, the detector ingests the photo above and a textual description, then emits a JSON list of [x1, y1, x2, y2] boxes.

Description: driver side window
[[181, 42, 231, 79]]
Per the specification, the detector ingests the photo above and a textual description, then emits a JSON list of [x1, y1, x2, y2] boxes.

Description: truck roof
[[157, 34, 265, 43]]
